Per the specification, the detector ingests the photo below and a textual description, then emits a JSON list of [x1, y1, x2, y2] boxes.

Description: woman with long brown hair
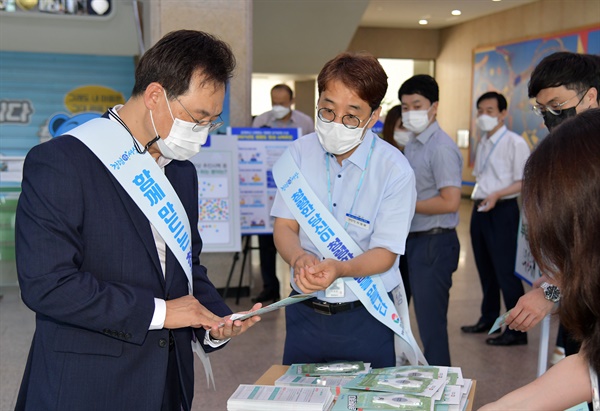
[[480, 108, 600, 410]]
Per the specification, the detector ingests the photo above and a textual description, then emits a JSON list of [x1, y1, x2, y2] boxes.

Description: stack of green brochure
[[330, 366, 473, 411], [229, 364, 473, 411], [275, 361, 370, 394]]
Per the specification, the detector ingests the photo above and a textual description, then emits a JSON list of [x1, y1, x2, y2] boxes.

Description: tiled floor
[[0, 199, 559, 411]]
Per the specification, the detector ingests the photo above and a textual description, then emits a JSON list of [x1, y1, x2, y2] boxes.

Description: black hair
[[398, 74, 439, 103], [131, 30, 236, 98], [318, 52, 388, 110], [477, 91, 508, 112], [528, 52, 600, 102], [271, 84, 294, 99]]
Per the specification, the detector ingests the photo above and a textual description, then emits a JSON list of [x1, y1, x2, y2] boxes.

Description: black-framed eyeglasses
[[317, 107, 372, 130], [175, 98, 224, 132], [531, 88, 589, 117]]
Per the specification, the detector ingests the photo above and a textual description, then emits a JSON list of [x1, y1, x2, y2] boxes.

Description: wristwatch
[[540, 282, 561, 303]]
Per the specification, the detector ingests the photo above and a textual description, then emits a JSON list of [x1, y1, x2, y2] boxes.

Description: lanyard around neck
[[326, 136, 376, 229], [477, 128, 508, 175]]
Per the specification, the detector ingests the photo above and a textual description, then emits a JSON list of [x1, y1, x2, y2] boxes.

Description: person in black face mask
[[502, 52, 600, 365], [528, 52, 599, 131]]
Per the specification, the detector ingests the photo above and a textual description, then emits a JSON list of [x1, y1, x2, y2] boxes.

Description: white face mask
[[402, 106, 432, 134], [476, 114, 499, 132], [393, 130, 413, 146], [150, 90, 209, 161], [316, 113, 372, 155], [272, 105, 291, 120]]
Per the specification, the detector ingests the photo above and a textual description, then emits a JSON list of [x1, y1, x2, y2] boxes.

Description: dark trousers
[[258, 234, 279, 294], [470, 199, 524, 328], [161, 333, 186, 411], [283, 296, 395, 368], [406, 230, 459, 366]]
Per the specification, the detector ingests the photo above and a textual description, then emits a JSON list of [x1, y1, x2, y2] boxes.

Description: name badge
[[345, 213, 370, 229], [325, 278, 345, 298]]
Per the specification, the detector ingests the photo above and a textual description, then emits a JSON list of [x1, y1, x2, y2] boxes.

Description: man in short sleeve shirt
[[400, 74, 463, 366], [461, 92, 530, 347], [271, 53, 416, 368]]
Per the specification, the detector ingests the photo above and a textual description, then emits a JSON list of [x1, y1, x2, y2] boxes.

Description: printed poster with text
[[515, 211, 541, 285], [231, 127, 299, 235], [189, 134, 241, 253]]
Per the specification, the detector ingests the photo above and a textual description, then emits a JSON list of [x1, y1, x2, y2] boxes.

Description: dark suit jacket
[[15, 132, 232, 411]]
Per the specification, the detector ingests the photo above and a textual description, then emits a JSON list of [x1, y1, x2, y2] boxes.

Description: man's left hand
[[294, 258, 345, 293], [207, 302, 262, 340], [480, 192, 501, 212]]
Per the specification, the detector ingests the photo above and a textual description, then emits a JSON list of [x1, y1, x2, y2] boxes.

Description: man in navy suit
[[15, 30, 260, 411]]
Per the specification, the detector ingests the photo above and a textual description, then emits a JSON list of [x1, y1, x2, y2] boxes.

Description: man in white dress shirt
[[461, 91, 530, 346]]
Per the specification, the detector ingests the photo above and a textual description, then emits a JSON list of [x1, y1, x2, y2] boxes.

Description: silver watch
[[540, 282, 561, 303]]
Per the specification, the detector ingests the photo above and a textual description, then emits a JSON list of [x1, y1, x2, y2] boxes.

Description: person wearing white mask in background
[[461, 91, 531, 347], [271, 52, 417, 367], [382, 104, 413, 153], [251, 84, 315, 305], [252, 84, 315, 135], [399, 74, 463, 367]]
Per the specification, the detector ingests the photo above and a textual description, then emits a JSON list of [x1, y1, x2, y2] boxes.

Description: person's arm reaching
[[478, 352, 592, 411]]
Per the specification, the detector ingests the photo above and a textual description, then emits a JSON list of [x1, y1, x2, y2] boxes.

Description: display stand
[[222, 235, 256, 304], [537, 315, 551, 377]]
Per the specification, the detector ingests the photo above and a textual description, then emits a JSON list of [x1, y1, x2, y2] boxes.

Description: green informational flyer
[[343, 373, 444, 397], [331, 390, 432, 411], [228, 294, 315, 322]]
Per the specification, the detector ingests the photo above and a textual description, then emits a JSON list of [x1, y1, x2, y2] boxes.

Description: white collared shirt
[[471, 125, 530, 200]]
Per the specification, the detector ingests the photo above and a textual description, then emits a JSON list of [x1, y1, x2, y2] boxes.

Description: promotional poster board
[[231, 127, 299, 236], [190, 134, 241, 253]]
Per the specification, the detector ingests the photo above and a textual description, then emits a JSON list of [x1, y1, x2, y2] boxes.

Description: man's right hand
[[504, 287, 555, 332], [164, 295, 223, 329]]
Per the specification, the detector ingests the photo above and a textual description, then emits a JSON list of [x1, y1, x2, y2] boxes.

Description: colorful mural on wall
[[470, 25, 600, 164]]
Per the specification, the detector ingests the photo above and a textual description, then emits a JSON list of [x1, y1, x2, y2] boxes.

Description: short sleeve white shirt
[[271, 131, 416, 303]]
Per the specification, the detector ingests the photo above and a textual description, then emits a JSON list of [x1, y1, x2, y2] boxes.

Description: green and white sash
[[273, 149, 426, 366], [68, 118, 215, 388]]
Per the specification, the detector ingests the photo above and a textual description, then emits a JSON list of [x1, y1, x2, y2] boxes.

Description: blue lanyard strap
[[477, 128, 508, 175], [326, 136, 376, 229]]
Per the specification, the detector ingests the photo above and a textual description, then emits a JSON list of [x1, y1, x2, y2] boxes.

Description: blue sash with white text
[[68, 117, 216, 388], [273, 149, 426, 365]]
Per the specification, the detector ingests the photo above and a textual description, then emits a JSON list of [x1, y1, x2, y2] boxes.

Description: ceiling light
[[492, 0, 501, 2], [419, 19, 428, 25], [451, 9, 461, 16]]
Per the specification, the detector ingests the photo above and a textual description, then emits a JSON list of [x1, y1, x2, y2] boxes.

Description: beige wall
[[141, 0, 254, 288], [294, 80, 317, 128], [436, 0, 600, 184], [144, 0, 252, 128], [348, 27, 440, 59]]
